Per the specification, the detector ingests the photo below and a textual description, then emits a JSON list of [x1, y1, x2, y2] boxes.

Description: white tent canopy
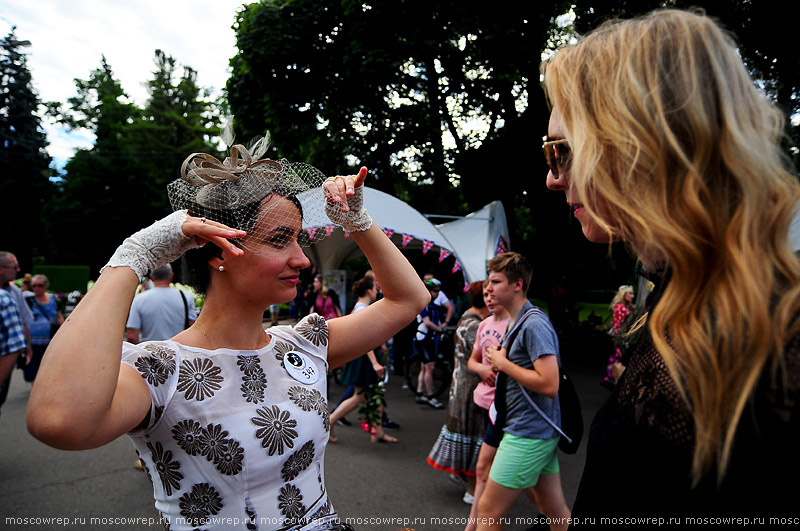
[[299, 186, 509, 284], [437, 200, 509, 284]]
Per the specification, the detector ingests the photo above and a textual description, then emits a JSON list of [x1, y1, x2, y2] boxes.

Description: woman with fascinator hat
[[27, 125, 429, 530]]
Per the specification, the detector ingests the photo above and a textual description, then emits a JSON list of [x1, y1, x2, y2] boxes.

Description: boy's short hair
[[487, 252, 532, 296]]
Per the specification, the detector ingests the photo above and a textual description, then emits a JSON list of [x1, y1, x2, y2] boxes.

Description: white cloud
[[1, 0, 246, 164]]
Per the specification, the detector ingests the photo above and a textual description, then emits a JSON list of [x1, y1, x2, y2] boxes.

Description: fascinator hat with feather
[[167, 118, 330, 252]]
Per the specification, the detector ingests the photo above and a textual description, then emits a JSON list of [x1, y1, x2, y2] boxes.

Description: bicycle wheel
[[406, 357, 452, 399], [404, 358, 422, 394], [430, 359, 452, 398]]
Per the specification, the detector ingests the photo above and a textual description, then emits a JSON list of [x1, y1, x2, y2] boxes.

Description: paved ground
[[0, 325, 610, 531]]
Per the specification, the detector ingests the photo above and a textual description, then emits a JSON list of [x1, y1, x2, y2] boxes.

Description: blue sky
[[1, 0, 246, 169]]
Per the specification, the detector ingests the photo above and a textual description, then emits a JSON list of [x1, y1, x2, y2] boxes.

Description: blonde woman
[[543, 9, 800, 519], [601, 284, 634, 388], [23, 274, 64, 381]]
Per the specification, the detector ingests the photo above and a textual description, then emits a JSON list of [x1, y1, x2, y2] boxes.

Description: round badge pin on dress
[[284, 351, 320, 384]]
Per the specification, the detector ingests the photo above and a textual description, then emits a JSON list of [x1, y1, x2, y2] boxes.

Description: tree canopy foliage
[[6, 0, 798, 296], [227, 0, 631, 297], [43, 52, 219, 274], [227, 0, 799, 300], [0, 30, 52, 271], [229, 1, 571, 208], [571, 0, 800, 163]]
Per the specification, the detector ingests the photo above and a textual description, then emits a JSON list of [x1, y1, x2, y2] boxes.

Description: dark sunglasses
[[542, 136, 571, 178]]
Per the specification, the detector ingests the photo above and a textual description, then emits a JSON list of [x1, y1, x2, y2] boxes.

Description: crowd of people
[[0, 253, 71, 415], [422, 254, 570, 531], [2, 7, 798, 530]]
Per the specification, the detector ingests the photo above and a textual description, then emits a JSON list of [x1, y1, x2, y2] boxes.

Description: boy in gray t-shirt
[[479, 252, 570, 531]]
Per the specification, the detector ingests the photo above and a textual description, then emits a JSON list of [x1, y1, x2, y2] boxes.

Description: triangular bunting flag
[[422, 239, 434, 255], [325, 224, 334, 238], [344, 231, 350, 239], [401, 233, 414, 248], [496, 236, 509, 255], [383, 227, 394, 238], [438, 248, 451, 263], [451, 260, 462, 274], [308, 227, 317, 240]]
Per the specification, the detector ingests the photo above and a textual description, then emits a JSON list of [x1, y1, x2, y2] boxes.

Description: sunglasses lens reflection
[[543, 139, 571, 177]]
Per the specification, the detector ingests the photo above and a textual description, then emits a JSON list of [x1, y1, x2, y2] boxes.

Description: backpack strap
[[501, 308, 541, 349], [498, 307, 570, 443], [30, 296, 57, 325], [179, 290, 189, 330], [494, 308, 543, 428], [516, 378, 570, 443]]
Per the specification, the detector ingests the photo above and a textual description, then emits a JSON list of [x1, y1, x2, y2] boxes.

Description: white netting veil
[[167, 131, 331, 253]]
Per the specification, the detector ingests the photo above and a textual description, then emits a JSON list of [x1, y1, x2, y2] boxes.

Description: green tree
[[44, 57, 141, 273], [229, 1, 568, 210], [127, 49, 219, 222], [0, 29, 53, 270], [226, 0, 800, 307], [571, 0, 800, 163], [228, 0, 616, 298], [45, 52, 218, 275], [229, 2, 568, 293]]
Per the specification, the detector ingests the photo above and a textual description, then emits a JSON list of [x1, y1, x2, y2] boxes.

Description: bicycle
[[403, 326, 455, 399]]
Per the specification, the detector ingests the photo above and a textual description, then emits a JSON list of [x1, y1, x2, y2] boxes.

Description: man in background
[[423, 272, 454, 325], [0, 252, 33, 409], [126, 264, 196, 344], [0, 289, 26, 418]]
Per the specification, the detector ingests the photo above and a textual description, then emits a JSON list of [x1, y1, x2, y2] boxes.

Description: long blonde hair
[[609, 285, 634, 313], [544, 9, 800, 483]]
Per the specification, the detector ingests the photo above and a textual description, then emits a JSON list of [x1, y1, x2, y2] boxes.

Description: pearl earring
[[218, 265, 225, 272]]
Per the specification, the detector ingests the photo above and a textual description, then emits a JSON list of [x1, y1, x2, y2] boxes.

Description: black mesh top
[[571, 277, 800, 524]]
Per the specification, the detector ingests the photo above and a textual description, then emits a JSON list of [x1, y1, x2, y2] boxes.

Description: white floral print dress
[[121, 314, 337, 531]]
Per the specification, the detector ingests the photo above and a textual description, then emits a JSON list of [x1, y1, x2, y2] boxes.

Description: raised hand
[[181, 215, 246, 257], [103, 211, 246, 278], [323, 167, 372, 232]]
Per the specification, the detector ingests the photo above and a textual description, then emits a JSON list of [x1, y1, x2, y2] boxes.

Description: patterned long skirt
[[426, 361, 484, 476]]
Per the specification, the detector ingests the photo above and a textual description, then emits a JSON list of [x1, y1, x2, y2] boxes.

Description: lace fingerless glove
[[102, 211, 200, 278], [324, 178, 373, 233]]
